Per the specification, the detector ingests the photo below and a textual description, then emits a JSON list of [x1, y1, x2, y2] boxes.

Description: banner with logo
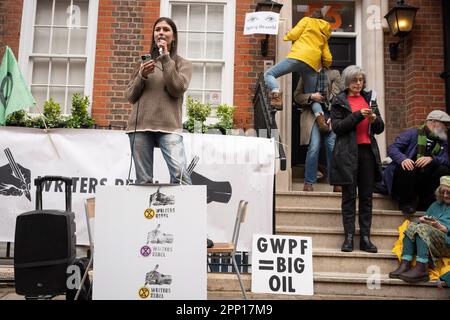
[[0, 127, 275, 251], [94, 185, 207, 300]]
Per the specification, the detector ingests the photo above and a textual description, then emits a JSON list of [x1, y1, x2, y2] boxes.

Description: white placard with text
[[251, 234, 314, 296], [93, 185, 206, 300]]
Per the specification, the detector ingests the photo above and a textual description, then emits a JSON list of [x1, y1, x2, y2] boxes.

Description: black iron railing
[[253, 73, 287, 171], [253, 73, 287, 237]]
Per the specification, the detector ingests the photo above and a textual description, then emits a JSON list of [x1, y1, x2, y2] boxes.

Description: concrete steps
[[276, 207, 423, 230], [277, 226, 399, 251], [207, 273, 450, 300], [276, 191, 398, 210]]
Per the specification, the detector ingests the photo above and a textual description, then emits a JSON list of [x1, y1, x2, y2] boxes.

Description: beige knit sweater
[[125, 54, 192, 134]]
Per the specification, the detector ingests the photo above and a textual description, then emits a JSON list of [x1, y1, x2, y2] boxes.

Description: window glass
[[294, 1, 355, 32], [30, 0, 91, 113], [171, 2, 227, 109]]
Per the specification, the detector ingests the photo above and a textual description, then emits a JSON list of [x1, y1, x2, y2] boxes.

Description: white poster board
[[251, 234, 314, 296], [244, 12, 280, 35], [93, 185, 207, 300], [0, 127, 274, 251]]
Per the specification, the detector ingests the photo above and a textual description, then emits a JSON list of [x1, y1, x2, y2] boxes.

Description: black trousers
[[342, 145, 376, 236], [392, 161, 450, 210]]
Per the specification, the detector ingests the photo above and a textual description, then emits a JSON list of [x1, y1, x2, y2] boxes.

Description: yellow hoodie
[[283, 17, 332, 72]]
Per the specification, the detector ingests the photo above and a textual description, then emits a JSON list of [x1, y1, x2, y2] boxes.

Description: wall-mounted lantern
[[255, 1, 283, 56], [384, 0, 419, 60]]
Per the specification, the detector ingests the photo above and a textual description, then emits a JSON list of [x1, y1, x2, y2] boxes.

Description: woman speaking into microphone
[[125, 17, 192, 185]]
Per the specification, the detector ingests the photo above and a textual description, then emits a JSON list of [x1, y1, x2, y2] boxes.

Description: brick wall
[[0, 0, 23, 59], [384, 0, 445, 144], [234, 0, 276, 130], [92, 0, 159, 127], [93, 0, 274, 130]]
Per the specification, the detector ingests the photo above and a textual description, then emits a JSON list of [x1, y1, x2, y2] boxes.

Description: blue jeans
[[304, 119, 336, 184], [264, 58, 317, 93], [311, 102, 324, 115], [128, 132, 192, 184]]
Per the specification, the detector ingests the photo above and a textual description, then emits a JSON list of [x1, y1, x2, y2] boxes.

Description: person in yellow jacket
[[264, 9, 332, 116]]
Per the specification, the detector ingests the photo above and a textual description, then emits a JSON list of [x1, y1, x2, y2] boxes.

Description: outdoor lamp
[[255, 0, 283, 57], [384, 0, 419, 60]]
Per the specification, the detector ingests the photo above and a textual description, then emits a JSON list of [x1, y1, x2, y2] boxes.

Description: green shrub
[[66, 93, 95, 128], [185, 96, 211, 133], [43, 98, 63, 128], [212, 103, 235, 133], [5, 110, 31, 127]]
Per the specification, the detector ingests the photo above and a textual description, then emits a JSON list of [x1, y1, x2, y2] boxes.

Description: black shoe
[[207, 238, 214, 248], [341, 234, 354, 252], [389, 260, 411, 279], [398, 262, 429, 283], [360, 236, 378, 253]]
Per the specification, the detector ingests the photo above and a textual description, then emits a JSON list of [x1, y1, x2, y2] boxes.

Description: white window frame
[[294, 0, 362, 67], [161, 0, 236, 122], [18, 0, 99, 114]]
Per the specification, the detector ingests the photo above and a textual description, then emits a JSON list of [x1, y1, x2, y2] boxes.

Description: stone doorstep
[[277, 226, 398, 237], [207, 271, 449, 289], [207, 272, 449, 299], [276, 206, 423, 216], [2, 267, 447, 300]]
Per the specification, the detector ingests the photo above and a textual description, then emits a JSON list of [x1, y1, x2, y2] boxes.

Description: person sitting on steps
[[389, 175, 450, 283]]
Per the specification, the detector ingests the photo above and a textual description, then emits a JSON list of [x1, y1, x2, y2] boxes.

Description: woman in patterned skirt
[[389, 175, 450, 283]]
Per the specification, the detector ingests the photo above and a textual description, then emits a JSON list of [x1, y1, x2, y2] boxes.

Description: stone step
[[207, 272, 450, 300], [276, 191, 398, 211], [276, 226, 399, 251], [311, 249, 399, 274], [276, 207, 422, 231]]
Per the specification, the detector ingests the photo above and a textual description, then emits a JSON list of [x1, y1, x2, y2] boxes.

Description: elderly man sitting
[[383, 110, 450, 215]]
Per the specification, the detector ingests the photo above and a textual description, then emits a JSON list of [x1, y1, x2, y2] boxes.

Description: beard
[[432, 127, 448, 141]]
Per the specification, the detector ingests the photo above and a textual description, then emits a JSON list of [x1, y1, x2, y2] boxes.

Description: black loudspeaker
[[14, 176, 76, 297]]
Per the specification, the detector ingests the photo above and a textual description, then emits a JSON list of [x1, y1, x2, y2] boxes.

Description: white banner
[[244, 12, 280, 35], [251, 234, 314, 296], [93, 185, 207, 300], [0, 127, 274, 251]]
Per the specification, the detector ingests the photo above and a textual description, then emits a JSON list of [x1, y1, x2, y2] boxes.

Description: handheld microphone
[[158, 35, 166, 56]]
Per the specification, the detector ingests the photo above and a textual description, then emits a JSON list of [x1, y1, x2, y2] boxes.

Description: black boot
[[341, 234, 354, 252], [398, 262, 429, 283], [360, 235, 378, 253], [388, 260, 411, 279]]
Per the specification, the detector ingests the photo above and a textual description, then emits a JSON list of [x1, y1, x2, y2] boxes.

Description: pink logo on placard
[[140, 245, 151, 257]]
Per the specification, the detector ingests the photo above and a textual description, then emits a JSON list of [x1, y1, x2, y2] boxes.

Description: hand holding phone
[[141, 53, 152, 61], [423, 215, 436, 221], [140, 54, 156, 77]]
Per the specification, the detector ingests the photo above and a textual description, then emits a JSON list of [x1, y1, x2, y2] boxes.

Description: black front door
[[291, 38, 355, 167], [443, 0, 450, 111]]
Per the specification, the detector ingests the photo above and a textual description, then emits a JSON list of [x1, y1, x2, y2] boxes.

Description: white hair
[[342, 65, 366, 89]]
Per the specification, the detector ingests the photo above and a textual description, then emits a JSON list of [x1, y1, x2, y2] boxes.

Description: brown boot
[[303, 183, 314, 191], [269, 92, 283, 110], [388, 260, 411, 279], [316, 114, 330, 134], [333, 186, 342, 192], [398, 262, 429, 283]]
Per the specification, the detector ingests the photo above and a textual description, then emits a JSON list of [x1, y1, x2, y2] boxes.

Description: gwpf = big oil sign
[[251, 234, 313, 296]]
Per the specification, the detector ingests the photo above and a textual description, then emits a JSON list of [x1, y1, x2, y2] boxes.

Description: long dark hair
[[150, 17, 179, 60]]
